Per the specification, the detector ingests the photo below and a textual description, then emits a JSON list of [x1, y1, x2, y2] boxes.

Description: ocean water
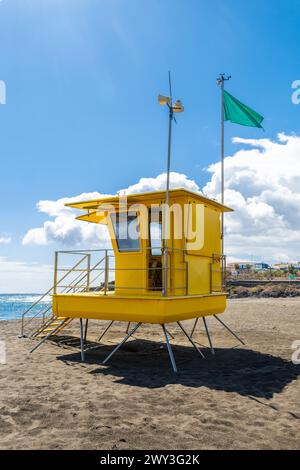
[[0, 294, 51, 321]]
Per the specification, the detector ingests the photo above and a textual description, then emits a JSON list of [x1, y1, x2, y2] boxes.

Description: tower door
[[148, 208, 163, 291]]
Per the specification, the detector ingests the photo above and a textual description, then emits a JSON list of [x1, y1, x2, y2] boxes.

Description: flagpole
[[217, 73, 231, 286]]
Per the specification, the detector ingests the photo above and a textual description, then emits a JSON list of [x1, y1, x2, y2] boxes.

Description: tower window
[[111, 212, 140, 252]]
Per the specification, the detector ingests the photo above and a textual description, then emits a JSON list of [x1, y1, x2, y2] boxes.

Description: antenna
[[157, 72, 184, 296], [217, 73, 231, 86], [168, 70, 173, 100]]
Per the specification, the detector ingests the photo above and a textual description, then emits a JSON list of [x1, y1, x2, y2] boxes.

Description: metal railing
[[21, 253, 106, 337], [53, 248, 226, 297], [20, 248, 226, 337], [210, 254, 227, 293]]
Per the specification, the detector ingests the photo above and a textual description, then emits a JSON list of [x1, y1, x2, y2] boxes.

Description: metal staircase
[[20, 251, 107, 347], [31, 316, 73, 339]]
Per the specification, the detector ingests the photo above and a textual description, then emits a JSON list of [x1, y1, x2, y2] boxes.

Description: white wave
[[0, 294, 51, 304]]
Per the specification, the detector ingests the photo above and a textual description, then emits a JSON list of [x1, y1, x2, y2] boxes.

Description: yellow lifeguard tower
[[21, 76, 245, 372], [21, 188, 245, 372], [53, 189, 230, 323]]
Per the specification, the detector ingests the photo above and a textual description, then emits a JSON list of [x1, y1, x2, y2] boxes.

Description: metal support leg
[[29, 319, 68, 354], [203, 317, 215, 355], [162, 325, 178, 373], [177, 322, 205, 359], [126, 322, 131, 334], [190, 317, 199, 339], [80, 318, 85, 362], [213, 315, 245, 345], [84, 319, 89, 344], [98, 320, 114, 342], [102, 323, 142, 365], [165, 327, 175, 340]]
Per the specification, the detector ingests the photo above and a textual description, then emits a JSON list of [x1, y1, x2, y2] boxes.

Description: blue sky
[[1, 0, 300, 291]]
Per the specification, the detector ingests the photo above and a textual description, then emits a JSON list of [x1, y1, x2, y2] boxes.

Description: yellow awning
[[66, 188, 233, 214], [76, 212, 108, 225]]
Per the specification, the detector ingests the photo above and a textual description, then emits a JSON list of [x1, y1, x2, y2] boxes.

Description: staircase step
[[31, 316, 72, 340]]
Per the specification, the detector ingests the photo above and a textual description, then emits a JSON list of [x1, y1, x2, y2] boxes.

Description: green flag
[[224, 90, 264, 128]]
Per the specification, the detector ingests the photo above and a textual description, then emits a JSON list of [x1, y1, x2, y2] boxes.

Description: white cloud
[[22, 192, 111, 248], [22, 173, 199, 248], [21, 146, 300, 265], [0, 236, 11, 245], [0, 257, 53, 294], [204, 133, 300, 263], [119, 172, 200, 195]]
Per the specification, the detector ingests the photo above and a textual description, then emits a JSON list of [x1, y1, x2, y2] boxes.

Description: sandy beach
[[0, 298, 300, 450]]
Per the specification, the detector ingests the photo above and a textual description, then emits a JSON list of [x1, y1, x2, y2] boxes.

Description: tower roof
[[66, 188, 233, 213]]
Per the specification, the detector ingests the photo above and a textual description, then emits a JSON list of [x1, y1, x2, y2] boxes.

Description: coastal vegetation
[[227, 284, 300, 298]]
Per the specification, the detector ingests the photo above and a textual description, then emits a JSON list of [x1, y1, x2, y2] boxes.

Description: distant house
[[271, 262, 300, 274], [238, 263, 253, 271], [227, 262, 270, 273], [227, 262, 254, 272], [226, 263, 237, 273], [254, 263, 270, 271], [272, 263, 289, 271], [228, 261, 299, 275]]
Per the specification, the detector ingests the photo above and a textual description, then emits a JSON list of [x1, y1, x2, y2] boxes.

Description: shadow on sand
[[54, 335, 300, 399]]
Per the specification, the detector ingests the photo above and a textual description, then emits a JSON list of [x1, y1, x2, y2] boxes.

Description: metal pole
[[53, 251, 58, 295], [220, 78, 225, 288], [79, 318, 85, 362], [98, 320, 114, 342], [102, 322, 142, 365], [84, 319, 89, 343], [104, 250, 109, 295], [163, 72, 173, 298], [162, 324, 177, 373], [217, 74, 230, 283], [203, 317, 215, 355], [213, 315, 245, 345], [223, 255, 227, 291], [86, 254, 91, 292], [177, 322, 205, 359], [165, 327, 175, 340], [185, 260, 189, 296], [21, 316, 24, 338], [220, 77, 225, 208], [190, 317, 199, 339]]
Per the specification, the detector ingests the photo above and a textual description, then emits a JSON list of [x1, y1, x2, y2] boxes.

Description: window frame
[[110, 211, 141, 253]]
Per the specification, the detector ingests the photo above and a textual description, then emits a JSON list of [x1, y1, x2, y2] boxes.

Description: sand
[[0, 298, 300, 450]]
